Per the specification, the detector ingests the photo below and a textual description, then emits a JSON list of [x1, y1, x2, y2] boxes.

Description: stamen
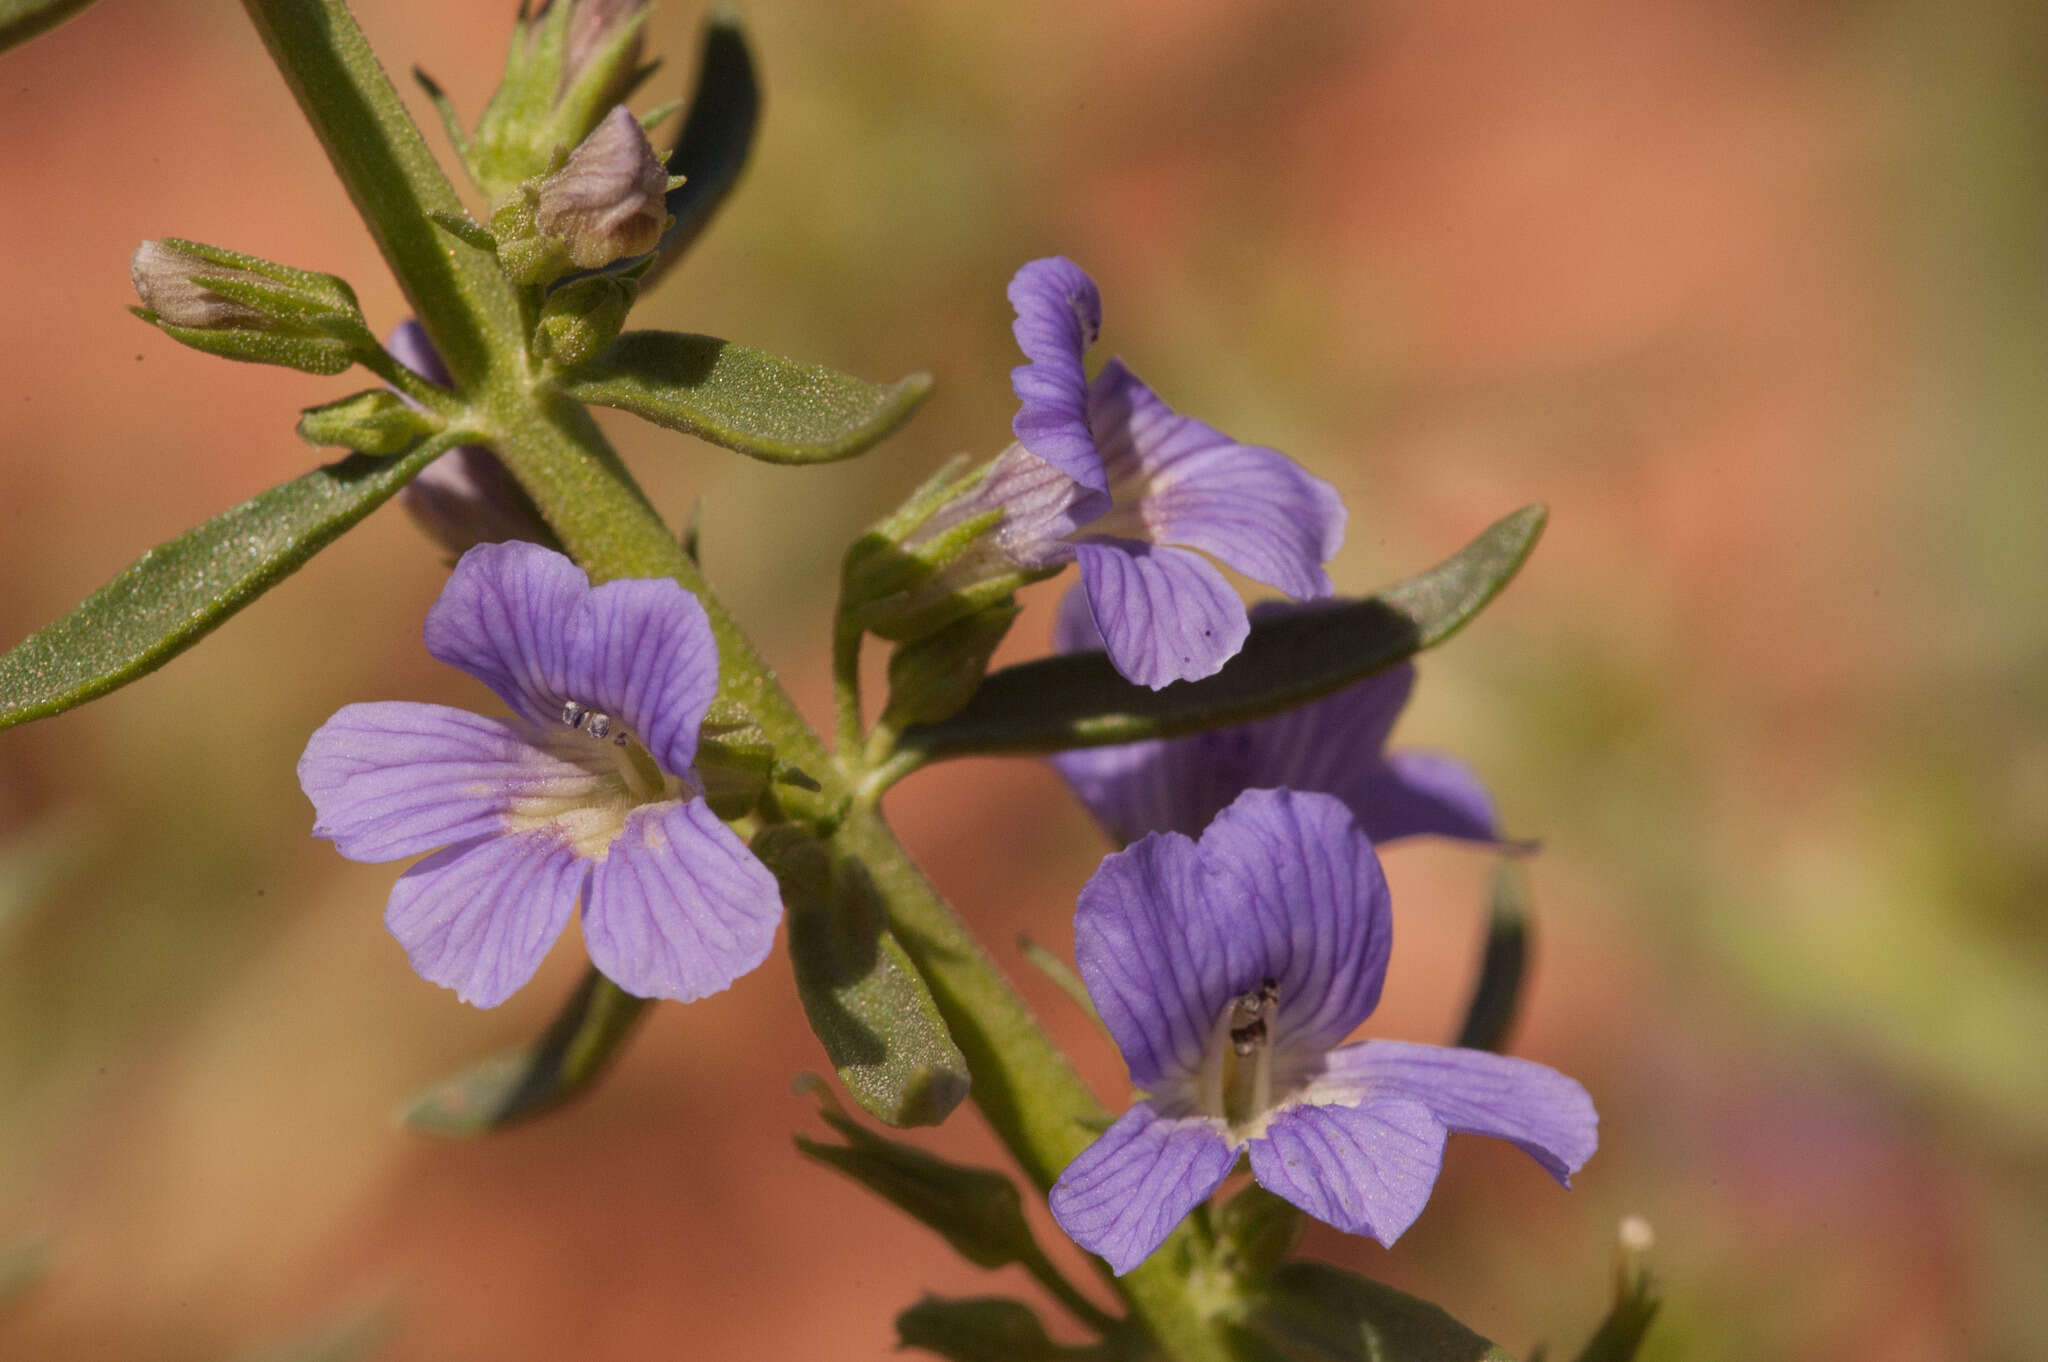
[[561, 700, 588, 729], [586, 712, 612, 740], [1207, 978, 1282, 1126]]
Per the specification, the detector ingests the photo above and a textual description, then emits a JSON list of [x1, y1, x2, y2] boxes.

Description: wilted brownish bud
[[533, 105, 670, 269]]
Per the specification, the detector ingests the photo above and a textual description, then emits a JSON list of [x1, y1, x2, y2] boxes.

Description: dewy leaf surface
[[0, 441, 445, 732], [0, 0, 100, 52], [895, 505, 1546, 762], [561, 330, 931, 465]]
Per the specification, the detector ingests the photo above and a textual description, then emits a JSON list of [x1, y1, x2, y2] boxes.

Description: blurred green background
[[3, 1, 2045, 1358]]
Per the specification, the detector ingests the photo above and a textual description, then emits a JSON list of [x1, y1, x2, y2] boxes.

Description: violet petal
[[1047, 1101, 1236, 1276], [1072, 539, 1248, 690], [1090, 359, 1343, 600], [383, 830, 586, 1008], [1007, 256, 1110, 500], [1197, 788, 1394, 1056], [1247, 1097, 1446, 1247], [298, 701, 604, 862], [1318, 1040, 1597, 1184], [582, 798, 782, 1002]]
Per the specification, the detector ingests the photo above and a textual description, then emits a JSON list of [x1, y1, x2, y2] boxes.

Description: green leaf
[[1249, 1263, 1515, 1362], [895, 1296, 1082, 1362], [794, 1081, 1041, 1270], [0, 440, 445, 733], [640, 9, 760, 287], [403, 969, 649, 1136], [759, 826, 970, 1127], [894, 505, 1546, 763], [560, 330, 932, 465], [0, 0, 98, 52], [1454, 860, 1533, 1052]]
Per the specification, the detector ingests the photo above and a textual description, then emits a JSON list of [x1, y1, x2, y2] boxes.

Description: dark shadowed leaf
[[1249, 1262, 1515, 1362], [639, 10, 760, 289], [795, 1078, 1040, 1270], [895, 1296, 1085, 1362], [403, 969, 649, 1136], [0, 440, 446, 733], [1454, 861, 1533, 1052], [894, 505, 1545, 763], [0, 0, 98, 52], [760, 827, 969, 1127], [561, 331, 931, 464]]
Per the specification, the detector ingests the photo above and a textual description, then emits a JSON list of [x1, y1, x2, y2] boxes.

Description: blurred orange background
[[3, 2, 2045, 1359]]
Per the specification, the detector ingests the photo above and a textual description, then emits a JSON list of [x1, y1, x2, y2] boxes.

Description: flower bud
[[532, 274, 634, 369], [558, 0, 649, 107], [533, 106, 671, 270], [129, 238, 369, 375], [877, 601, 1019, 732], [296, 390, 438, 457]]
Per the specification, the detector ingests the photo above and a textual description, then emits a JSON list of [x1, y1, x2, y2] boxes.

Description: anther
[[561, 700, 588, 729], [586, 712, 613, 740]]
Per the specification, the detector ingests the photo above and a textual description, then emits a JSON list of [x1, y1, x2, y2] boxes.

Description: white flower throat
[[501, 697, 682, 858], [1200, 978, 1280, 1130]]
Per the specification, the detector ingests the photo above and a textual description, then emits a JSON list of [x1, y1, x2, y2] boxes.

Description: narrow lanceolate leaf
[[896, 505, 1546, 763], [895, 1296, 1073, 1362], [795, 1079, 1039, 1269], [639, 10, 761, 289], [1249, 1262, 1516, 1362], [0, 440, 445, 733], [404, 969, 649, 1136], [760, 827, 969, 1127], [1453, 861, 1533, 1053], [560, 331, 932, 465], [0, 0, 99, 52]]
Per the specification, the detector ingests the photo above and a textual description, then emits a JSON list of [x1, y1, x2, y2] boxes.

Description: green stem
[[243, 6, 1233, 1356], [238, 0, 519, 387], [831, 609, 866, 760]]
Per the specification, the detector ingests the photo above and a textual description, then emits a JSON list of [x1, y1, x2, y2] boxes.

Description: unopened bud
[[297, 390, 438, 457], [533, 274, 634, 369], [534, 105, 671, 269], [129, 238, 368, 374]]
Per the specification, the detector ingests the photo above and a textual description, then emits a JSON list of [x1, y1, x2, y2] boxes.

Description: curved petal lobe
[[1008, 256, 1108, 497], [583, 798, 782, 1002], [299, 701, 606, 861], [384, 830, 586, 1008], [1073, 539, 1247, 689], [424, 541, 592, 727], [1319, 1040, 1597, 1183], [562, 574, 720, 777], [1091, 360, 1343, 600], [1247, 1097, 1445, 1247], [1197, 789, 1394, 1056], [1048, 1102, 1235, 1276], [1352, 751, 1501, 844]]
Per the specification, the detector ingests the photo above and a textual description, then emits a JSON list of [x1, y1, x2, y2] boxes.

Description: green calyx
[[296, 390, 441, 457], [129, 237, 372, 375]]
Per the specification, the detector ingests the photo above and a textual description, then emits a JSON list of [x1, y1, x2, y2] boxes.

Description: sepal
[[878, 601, 1020, 732], [129, 238, 372, 375], [1568, 1218, 1661, 1362], [296, 390, 439, 457], [533, 274, 635, 369]]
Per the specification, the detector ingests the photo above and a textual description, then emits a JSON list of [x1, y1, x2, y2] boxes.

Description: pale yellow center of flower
[[498, 702, 684, 860]]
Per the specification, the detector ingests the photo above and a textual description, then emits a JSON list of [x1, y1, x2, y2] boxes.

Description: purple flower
[[1047, 788, 1594, 1275], [942, 258, 1347, 690], [297, 542, 781, 1007], [1049, 590, 1501, 848]]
